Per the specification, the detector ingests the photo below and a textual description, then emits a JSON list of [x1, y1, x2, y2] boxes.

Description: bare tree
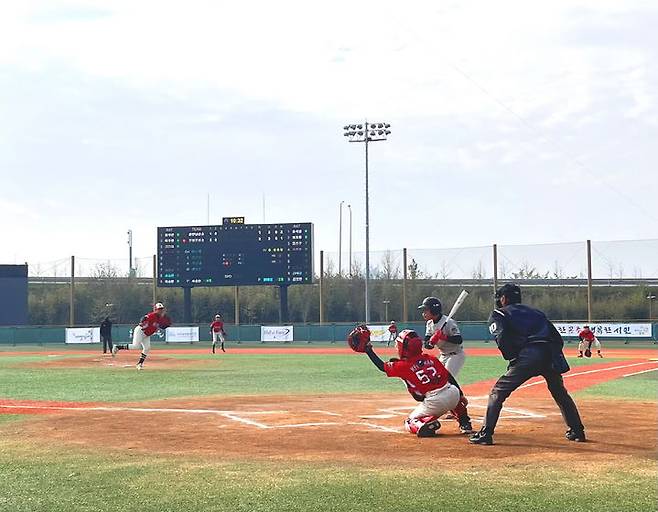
[[378, 250, 400, 280]]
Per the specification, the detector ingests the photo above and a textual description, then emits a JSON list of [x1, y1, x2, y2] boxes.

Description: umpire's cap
[[495, 284, 522, 304]]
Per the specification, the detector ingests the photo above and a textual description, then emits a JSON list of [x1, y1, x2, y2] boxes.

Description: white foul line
[[350, 422, 404, 434], [622, 367, 658, 378], [220, 413, 269, 429], [518, 361, 656, 389]]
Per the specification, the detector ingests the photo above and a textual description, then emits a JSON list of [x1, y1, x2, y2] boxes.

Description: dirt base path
[[1, 394, 655, 469]]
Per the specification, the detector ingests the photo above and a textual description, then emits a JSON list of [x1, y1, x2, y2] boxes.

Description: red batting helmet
[[396, 329, 423, 360]]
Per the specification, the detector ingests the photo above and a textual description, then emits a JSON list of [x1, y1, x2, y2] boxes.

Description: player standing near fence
[[210, 314, 227, 354], [578, 325, 603, 358], [112, 303, 171, 370], [387, 321, 398, 346]]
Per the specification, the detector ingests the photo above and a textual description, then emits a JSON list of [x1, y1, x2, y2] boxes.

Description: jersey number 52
[[416, 366, 438, 384]]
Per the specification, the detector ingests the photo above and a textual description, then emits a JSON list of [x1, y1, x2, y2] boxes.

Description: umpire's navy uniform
[[471, 284, 585, 444]]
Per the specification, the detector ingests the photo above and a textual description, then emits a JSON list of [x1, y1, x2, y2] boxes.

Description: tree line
[[27, 264, 656, 325]]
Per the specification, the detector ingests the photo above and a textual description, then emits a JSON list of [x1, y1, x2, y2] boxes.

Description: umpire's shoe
[[469, 428, 494, 445], [565, 429, 586, 442]]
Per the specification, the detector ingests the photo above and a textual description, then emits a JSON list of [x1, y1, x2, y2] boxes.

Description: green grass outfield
[[0, 343, 655, 512], [0, 344, 623, 402]]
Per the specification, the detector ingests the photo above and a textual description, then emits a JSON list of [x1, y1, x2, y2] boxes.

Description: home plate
[[360, 414, 397, 419]]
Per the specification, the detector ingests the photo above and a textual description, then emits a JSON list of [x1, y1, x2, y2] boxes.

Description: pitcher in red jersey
[[112, 303, 172, 370]]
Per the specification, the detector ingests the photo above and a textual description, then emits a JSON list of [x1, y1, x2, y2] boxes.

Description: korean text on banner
[[554, 323, 652, 338]]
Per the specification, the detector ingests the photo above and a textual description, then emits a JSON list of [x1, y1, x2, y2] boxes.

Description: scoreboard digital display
[[157, 223, 314, 287]]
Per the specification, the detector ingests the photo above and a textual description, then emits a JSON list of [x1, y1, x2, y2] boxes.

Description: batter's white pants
[[578, 339, 601, 352], [212, 332, 225, 344], [408, 384, 461, 421], [129, 327, 151, 355], [439, 349, 465, 378]]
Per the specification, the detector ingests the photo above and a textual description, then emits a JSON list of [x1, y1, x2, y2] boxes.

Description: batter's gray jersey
[[425, 316, 465, 376]]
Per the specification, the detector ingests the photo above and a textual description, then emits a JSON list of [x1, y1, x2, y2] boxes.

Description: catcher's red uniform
[[384, 354, 451, 399]]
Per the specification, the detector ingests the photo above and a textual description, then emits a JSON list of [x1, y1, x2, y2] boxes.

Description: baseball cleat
[[417, 420, 441, 438], [565, 429, 586, 442], [577, 354, 583, 358], [469, 429, 494, 445], [136, 363, 143, 371], [459, 421, 474, 435], [221, 345, 226, 353], [598, 353, 603, 358], [111, 346, 118, 357]]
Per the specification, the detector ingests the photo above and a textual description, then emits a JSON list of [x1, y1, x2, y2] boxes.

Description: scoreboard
[[157, 223, 313, 287]]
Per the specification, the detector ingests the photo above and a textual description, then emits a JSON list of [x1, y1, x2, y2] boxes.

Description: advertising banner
[[261, 325, 294, 342], [554, 323, 652, 338], [65, 327, 100, 344]]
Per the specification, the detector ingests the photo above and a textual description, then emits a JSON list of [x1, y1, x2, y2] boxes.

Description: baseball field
[[0, 341, 656, 512]]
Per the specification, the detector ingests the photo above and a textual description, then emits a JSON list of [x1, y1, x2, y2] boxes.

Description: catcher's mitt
[[347, 325, 371, 353]]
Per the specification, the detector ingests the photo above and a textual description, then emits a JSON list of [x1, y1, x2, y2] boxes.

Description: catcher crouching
[[348, 326, 473, 437]]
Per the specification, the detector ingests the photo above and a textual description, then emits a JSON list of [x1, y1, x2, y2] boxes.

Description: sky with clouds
[[0, 0, 656, 275]]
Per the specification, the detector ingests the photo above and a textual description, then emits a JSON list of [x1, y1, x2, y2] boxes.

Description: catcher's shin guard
[[451, 394, 473, 434], [405, 416, 440, 437]]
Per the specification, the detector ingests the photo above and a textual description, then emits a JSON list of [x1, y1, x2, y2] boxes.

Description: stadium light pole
[[343, 121, 391, 323], [347, 204, 353, 276], [127, 230, 133, 277], [383, 299, 391, 322], [338, 201, 344, 275]]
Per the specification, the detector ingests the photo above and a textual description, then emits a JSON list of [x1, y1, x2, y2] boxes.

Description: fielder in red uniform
[[349, 327, 473, 437], [112, 303, 171, 369], [210, 314, 227, 354], [387, 321, 398, 347], [578, 325, 602, 358]]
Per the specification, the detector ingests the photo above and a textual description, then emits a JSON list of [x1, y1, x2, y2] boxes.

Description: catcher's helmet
[[418, 297, 442, 317], [396, 329, 423, 360], [154, 302, 165, 310], [494, 284, 522, 307]]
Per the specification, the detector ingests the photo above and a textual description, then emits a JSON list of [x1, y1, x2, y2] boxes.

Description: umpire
[[100, 316, 113, 354], [469, 284, 585, 445]]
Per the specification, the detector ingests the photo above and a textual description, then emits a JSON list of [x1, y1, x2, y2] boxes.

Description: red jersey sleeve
[[384, 360, 407, 378]]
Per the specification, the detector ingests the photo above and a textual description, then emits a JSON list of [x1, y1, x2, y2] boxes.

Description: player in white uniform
[[418, 297, 466, 377]]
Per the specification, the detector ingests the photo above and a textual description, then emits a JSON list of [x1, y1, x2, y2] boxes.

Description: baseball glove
[[584, 348, 592, 358], [347, 325, 371, 353]]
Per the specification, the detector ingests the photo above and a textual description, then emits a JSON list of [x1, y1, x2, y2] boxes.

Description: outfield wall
[[0, 322, 657, 345]]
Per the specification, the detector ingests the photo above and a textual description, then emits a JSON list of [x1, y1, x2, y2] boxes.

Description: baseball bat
[[435, 290, 469, 332], [447, 289, 469, 320]]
